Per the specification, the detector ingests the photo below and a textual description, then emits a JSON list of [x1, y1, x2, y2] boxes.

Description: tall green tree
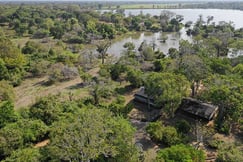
[[96, 40, 111, 64], [178, 55, 208, 97], [0, 101, 18, 128], [47, 108, 137, 162], [199, 75, 243, 134], [144, 72, 190, 117]]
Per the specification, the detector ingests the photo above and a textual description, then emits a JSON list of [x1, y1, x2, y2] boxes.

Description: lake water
[[108, 28, 192, 57], [101, 9, 243, 56], [124, 9, 243, 29]]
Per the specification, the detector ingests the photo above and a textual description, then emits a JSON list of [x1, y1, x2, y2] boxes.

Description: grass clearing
[[14, 76, 85, 109], [14, 67, 100, 109]]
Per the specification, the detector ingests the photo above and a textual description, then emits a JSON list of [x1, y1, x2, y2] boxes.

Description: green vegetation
[[216, 143, 243, 162], [156, 144, 205, 162], [0, 2, 243, 162], [146, 121, 182, 146]]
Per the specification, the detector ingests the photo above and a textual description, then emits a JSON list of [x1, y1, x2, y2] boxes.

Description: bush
[[175, 120, 191, 134], [209, 58, 232, 75], [0, 119, 48, 158], [153, 59, 171, 72], [142, 46, 154, 61], [16, 119, 48, 143], [3, 148, 42, 162], [110, 63, 126, 80], [215, 119, 231, 135], [29, 96, 63, 125], [146, 121, 164, 142], [0, 59, 9, 81], [99, 65, 110, 78], [146, 122, 181, 146], [48, 63, 79, 84], [32, 29, 49, 39], [67, 37, 84, 44], [162, 126, 181, 146], [207, 138, 223, 149], [0, 80, 15, 102], [107, 95, 131, 116], [8, 68, 25, 86], [0, 125, 24, 157], [29, 60, 50, 77], [156, 144, 205, 162], [216, 143, 243, 162], [126, 68, 143, 88], [0, 101, 18, 128]]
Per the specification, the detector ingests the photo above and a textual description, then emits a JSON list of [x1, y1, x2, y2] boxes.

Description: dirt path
[[34, 139, 50, 148], [125, 89, 158, 161]]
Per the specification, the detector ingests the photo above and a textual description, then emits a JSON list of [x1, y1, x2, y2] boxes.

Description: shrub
[[0, 101, 18, 128], [29, 96, 63, 125], [3, 148, 42, 162], [126, 68, 143, 88], [32, 29, 49, 39], [48, 63, 79, 84], [142, 46, 154, 61], [216, 143, 243, 162], [175, 120, 191, 134], [110, 63, 126, 80], [29, 60, 50, 77], [156, 144, 205, 162], [146, 121, 164, 142], [162, 126, 181, 146], [207, 138, 223, 149], [146, 122, 182, 146], [0, 80, 15, 102]]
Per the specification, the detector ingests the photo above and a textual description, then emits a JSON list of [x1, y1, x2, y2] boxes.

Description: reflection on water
[[107, 28, 192, 57]]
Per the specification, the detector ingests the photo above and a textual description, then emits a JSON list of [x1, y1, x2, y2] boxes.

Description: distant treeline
[[2, 1, 243, 11], [183, 2, 243, 10]]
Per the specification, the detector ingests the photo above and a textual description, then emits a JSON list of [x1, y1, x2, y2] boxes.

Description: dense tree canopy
[[3, 148, 42, 162], [0, 37, 26, 85], [144, 72, 190, 116], [46, 108, 138, 162], [0, 101, 18, 128], [1, 3, 243, 162], [198, 75, 243, 133]]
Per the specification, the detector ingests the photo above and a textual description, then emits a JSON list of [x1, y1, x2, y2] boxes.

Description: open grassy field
[[14, 76, 88, 109], [14, 67, 101, 109]]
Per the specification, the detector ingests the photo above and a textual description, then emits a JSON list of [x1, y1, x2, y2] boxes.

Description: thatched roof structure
[[178, 98, 218, 121], [134, 87, 156, 107]]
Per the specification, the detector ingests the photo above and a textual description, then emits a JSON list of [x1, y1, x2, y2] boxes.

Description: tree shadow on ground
[[66, 83, 85, 90], [128, 100, 161, 122], [115, 85, 134, 95]]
